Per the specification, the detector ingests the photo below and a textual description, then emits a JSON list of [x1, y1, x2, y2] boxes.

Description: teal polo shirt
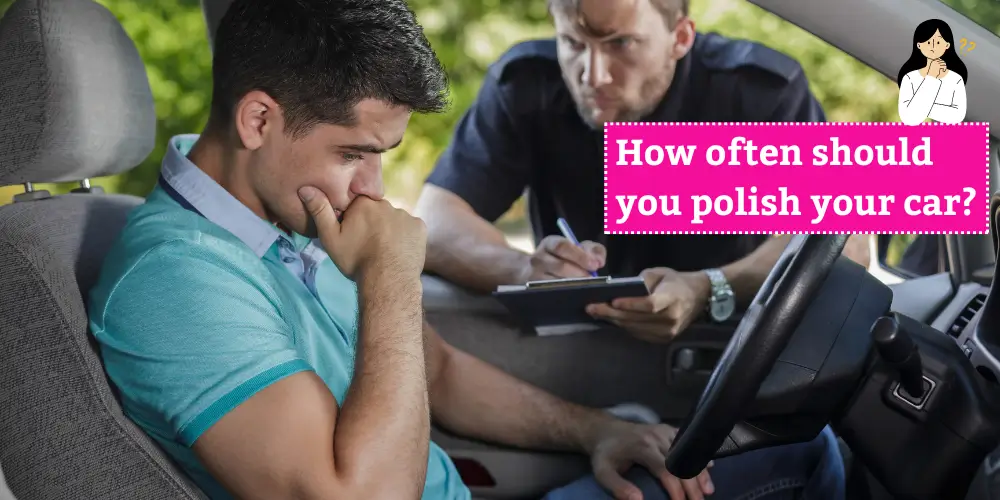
[[88, 134, 469, 500]]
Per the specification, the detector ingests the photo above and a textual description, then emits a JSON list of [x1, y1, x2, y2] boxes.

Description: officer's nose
[[351, 156, 385, 201], [582, 48, 612, 89]]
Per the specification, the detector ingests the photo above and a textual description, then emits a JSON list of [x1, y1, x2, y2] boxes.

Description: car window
[[938, 0, 1000, 36], [879, 234, 948, 278]]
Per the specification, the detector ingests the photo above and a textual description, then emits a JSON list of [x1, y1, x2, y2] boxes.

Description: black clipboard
[[492, 276, 650, 335]]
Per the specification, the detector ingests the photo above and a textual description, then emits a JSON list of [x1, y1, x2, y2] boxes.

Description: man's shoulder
[[693, 32, 805, 85], [487, 38, 562, 85], [90, 197, 268, 311]]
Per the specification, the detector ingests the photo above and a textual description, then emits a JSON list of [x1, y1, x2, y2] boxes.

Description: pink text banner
[[603, 122, 990, 234]]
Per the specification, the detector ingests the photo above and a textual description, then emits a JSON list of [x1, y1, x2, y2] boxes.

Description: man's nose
[[352, 158, 384, 200], [582, 48, 612, 89]]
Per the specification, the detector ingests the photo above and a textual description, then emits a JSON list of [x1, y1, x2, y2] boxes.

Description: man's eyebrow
[[340, 138, 404, 154]]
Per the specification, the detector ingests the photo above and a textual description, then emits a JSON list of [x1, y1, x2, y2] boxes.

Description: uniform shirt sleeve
[[768, 68, 826, 123], [424, 71, 533, 223], [89, 237, 312, 447]]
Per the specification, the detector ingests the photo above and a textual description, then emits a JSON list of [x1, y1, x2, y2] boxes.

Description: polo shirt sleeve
[[91, 237, 312, 447], [424, 72, 533, 223]]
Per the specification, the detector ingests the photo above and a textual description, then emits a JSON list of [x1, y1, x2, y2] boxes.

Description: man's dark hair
[[548, 0, 690, 30], [209, 0, 450, 138]]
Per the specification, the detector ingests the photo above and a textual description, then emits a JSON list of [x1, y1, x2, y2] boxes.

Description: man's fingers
[[628, 448, 681, 500], [298, 186, 339, 227], [660, 474, 687, 500], [593, 463, 643, 500], [697, 469, 715, 495], [680, 478, 704, 500]]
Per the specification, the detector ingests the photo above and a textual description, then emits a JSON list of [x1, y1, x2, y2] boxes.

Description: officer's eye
[[560, 35, 584, 51], [341, 152, 364, 162], [608, 36, 635, 49]]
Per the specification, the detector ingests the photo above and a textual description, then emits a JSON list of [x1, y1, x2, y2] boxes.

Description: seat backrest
[[0, 1, 206, 498]]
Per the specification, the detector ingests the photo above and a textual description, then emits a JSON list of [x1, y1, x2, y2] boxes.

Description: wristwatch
[[704, 268, 736, 322]]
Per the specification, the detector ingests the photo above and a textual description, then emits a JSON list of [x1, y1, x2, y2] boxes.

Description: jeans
[[543, 426, 845, 500]]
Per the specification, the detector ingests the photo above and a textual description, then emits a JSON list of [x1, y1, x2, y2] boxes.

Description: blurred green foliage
[[1, 0, 998, 235], [941, 0, 1000, 36]]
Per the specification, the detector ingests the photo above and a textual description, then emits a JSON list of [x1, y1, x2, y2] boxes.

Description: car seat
[[0, 0, 207, 498]]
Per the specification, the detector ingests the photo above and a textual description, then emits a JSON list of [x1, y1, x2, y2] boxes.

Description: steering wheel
[[664, 234, 848, 479]]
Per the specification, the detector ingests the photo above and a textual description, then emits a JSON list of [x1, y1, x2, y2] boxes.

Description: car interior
[[3, 0, 1000, 499]]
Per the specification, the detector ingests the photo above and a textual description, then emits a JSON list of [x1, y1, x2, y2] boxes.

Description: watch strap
[[704, 268, 729, 294]]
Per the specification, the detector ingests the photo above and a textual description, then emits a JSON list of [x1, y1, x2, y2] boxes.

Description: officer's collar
[[643, 33, 697, 122]]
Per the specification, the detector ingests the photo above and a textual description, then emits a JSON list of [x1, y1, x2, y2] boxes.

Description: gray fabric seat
[[0, 0, 206, 498]]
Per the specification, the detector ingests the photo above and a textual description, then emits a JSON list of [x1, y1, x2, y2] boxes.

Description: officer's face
[[238, 95, 409, 238], [551, 0, 695, 127]]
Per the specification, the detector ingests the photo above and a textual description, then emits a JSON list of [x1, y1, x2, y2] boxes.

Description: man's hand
[[299, 187, 427, 280], [520, 235, 606, 282], [586, 268, 709, 343], [588, 419, 714, 500]]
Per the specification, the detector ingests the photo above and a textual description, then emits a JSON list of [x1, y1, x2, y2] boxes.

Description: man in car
[[88, 0, 845, 499], [415, 0, 871, 342]]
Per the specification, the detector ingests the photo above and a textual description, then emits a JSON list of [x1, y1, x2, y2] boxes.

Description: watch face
[[710, 293, 736, 322]]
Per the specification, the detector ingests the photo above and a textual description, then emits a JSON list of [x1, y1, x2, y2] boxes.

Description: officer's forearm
[[718, 235, 792, 308], [426, 232, 530, 293], [416, 185, 530, 292], [422, 211, 528, 293]]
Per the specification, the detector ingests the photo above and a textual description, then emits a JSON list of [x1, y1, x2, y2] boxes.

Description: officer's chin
[[578, 106, 616, 130]]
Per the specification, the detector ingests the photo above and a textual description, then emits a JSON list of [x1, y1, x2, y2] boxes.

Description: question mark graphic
[[960, 37, 968, 50], [969, 40, 976, 52], [963, 187, 976, 216]]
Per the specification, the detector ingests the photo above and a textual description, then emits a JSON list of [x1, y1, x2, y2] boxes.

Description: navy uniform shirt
[[426, 33, 826, 277]]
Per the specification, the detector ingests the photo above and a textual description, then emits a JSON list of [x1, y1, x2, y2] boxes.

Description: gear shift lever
[[871, 315, 925, 398]]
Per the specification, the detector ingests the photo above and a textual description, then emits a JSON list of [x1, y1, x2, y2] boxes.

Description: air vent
[[948, 293, 988, 337]]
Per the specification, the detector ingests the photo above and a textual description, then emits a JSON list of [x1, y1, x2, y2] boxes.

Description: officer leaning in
[[415, 0, 871, 343]]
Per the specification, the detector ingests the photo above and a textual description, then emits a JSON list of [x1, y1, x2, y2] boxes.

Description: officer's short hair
[[548, 0, 690, 29], [208, 0, 449, 139]]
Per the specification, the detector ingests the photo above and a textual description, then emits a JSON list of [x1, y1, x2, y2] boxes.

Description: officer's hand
[[299, 186, 426, 281], [520, 235, 606, 282], [586, 268, 710, 343]]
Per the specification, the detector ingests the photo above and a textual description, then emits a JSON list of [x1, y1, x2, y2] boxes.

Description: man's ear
[[234, 90, 281, 151], [671, 16, 696, 60]]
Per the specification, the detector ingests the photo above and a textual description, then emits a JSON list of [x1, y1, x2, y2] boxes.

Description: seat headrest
[[0, 0, 156, 187]]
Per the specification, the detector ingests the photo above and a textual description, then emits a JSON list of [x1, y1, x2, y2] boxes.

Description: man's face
[[552, 0, 686, 128], [249, 99, 411, 238]]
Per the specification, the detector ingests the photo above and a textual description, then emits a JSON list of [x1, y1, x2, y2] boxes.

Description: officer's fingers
[[544, 237, 601, 271], [580, 241, 607, 267], [298, 187, 341, 236], [550, 260, 598, 279], [614, 287, 677, 314]]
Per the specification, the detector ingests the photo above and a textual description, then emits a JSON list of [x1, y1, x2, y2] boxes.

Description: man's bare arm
[[415, 184, 530, 292], [424, 320, 612, 453], [193, 274, 429, 499]]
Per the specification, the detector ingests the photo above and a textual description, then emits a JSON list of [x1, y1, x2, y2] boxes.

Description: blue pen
[[556, 217, 599, 277]]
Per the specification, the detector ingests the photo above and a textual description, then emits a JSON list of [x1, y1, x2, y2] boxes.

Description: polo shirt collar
[[160, 134, 299, 258]]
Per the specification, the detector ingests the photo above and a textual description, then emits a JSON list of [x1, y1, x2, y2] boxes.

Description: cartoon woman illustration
[[897, 19, 968, 125]]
